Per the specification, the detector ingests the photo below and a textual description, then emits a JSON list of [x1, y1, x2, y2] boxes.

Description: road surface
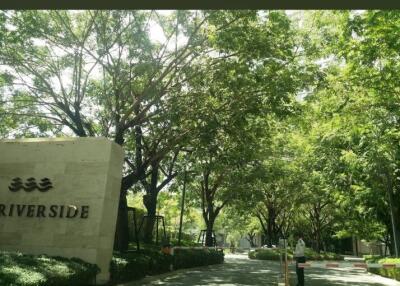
[[121, 253, 400, 286]]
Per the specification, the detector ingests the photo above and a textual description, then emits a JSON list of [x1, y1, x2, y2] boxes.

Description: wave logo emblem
[[8, 177, 53, 192]]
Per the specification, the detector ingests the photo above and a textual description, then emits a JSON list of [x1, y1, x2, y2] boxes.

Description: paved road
[[122, 253, 400, 286], [288, 262, 400, 286]]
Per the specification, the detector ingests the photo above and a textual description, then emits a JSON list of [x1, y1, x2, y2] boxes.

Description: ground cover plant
[[364, 255, 400, 281], [0, 251, 99, 286]]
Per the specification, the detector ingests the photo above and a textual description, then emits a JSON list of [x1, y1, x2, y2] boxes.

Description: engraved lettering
[[36, 205, 46, 217], [27, 205, 35, 217], [49, 205, 58, 218], [81, 206, 89, 219], [8, 204, 14, 216], [0, 204, 6, 216], [17, 205, 26, 216], [66, 205, 78, 218], [59, 205, 65, 218]]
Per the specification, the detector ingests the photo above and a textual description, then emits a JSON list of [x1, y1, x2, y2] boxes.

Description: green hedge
[[248, 248, 342, 261], [304, 248, 343, 261], [110, 248, 224, 284], [110, 253, 151, 283], [248, 248, 292, 261], [110, 249, 173, 283], [173, 248, 224, 269], [368, 258, 400, 281], [363, 254, 383, 263], [0, 251, 99, 286]]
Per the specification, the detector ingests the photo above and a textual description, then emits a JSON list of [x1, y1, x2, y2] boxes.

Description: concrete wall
[[238, 234, 263, 248], [0, 137, 124, 284], [353, 237, 387, 256]]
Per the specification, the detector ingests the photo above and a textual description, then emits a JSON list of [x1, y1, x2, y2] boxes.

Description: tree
[[302, 10, 400, 256], [0, 10, 258, 251], [246, 123, 303, 247], [341, 10, 400, 257], [282, 11, 400, 256], [186, 11, 310, 247], [298, 58, 397, 254], [1, 10, 206, 250]]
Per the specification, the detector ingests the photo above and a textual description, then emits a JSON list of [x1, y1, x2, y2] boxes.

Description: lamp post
[[178, 167, 187, 246]]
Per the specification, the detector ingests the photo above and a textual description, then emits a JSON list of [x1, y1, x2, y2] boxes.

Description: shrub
[[110, 253, 150, 283], [368, 258, 400, 281], [170, 238, 201, 247], [248, 247, 342, 261], [363, 254, 383, 263], [109, 247, 223, 284], [0, 251, 99, 286], [304, 248, 343, 261], [110, 249, 173, 283], [173, 248, 224, 269], [248, 248, 293, 261]]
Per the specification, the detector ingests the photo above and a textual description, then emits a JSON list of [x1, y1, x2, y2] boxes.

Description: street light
[[178, 147, 194, 246]]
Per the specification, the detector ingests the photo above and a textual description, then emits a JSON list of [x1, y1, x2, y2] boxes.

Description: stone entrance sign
[[0, 137, 124, 284]]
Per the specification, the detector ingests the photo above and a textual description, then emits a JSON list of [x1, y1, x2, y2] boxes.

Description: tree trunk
[[143, 190, 158, 243], [315, 229, 321, 253], [310, 203, 324, 253], [202, 200, 217, 247], [247, 232, 256, 247], [256, 213, 268, 246], [267, 205, 277, 247], [354, 236, 359, 257], [142, 161, 160, 244], [200, 166, 226, 247], [205, 216, 215, 247], [315, 210, 322, 253], [388, 204, 400, 257], [114, 189, 129, 252], [257, 210, 278, 247], [386, 179, 400, 257], [384, 232, 390, 256], [113, 129, 140, 253]]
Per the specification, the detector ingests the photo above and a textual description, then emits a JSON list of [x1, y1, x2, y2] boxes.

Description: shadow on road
[[125, 254, 400, 286], [129, 254, 281, 285]]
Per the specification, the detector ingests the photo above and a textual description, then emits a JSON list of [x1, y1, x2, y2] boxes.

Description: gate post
[[278, 238, 289, 286]]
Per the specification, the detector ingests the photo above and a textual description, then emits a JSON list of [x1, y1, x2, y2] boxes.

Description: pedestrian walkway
[[121, 253, 400, 286]]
